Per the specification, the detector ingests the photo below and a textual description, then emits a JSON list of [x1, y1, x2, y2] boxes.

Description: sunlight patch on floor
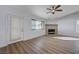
[[52, 37, 79, 40]]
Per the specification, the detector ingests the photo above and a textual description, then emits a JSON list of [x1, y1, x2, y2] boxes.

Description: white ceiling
[[1, 5, 79, 20]]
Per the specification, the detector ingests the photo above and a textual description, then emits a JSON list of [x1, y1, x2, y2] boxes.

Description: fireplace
[[48, 29, 55, 34], [46, 24, 58, 35]]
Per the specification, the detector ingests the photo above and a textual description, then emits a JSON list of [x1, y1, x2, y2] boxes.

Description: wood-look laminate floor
[[0, 36, 79, 54]]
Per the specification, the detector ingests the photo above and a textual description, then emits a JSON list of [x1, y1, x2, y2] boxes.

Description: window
[[76, 20, 79, 33], [32, 19, 44, 30]]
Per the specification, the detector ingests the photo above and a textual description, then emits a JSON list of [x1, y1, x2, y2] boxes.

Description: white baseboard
[[0, 34, 45, 48], [8, 39, 23, 44], [0, 44, 8, 48]]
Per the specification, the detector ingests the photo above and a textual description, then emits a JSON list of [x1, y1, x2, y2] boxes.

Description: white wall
[[0, 6, 46, 47], [47, 11, 79, 37], [24, 16, 45, 40], [0, 12, 8, 47], [47, 20, 59, 24]]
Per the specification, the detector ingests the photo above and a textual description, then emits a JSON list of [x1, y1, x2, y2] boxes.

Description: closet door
[[10, 16, 23, 42]]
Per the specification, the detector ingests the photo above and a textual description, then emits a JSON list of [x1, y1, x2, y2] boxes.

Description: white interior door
[[10, 16, 23, 42]]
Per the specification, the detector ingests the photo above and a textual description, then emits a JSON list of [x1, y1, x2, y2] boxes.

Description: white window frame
[[32, 19, 44, 30]]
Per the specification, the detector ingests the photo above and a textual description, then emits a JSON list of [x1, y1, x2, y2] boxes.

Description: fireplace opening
[[48, 29, 55, 34]]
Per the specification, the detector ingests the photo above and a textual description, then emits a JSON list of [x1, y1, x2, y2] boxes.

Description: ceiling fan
[[47, 5, 63, 14]]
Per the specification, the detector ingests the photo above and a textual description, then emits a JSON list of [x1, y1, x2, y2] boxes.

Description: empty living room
[[0, 5, 79, 54]]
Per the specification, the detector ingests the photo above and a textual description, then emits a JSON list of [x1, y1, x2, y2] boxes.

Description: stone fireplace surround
[[46, 24, 58, 35]]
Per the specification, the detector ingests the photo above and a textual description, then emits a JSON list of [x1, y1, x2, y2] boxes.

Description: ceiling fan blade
[[52, 5, 55, 9], [55, 9, 63, 11], [47, 8, 51, 10], [47, 11, 52, 13], [55, 5, 61, 9]]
